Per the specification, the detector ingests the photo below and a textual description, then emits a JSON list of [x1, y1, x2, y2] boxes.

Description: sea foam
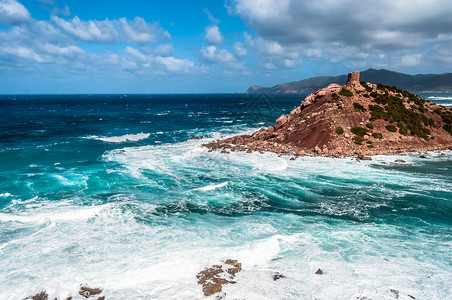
[[87, 133, 150, 143]]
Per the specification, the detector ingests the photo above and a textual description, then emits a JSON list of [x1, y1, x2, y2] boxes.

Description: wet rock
[[192, 136, 204, 140], [24, 292, 49, 300], [79, 286, 102, 298], [408, 295, 416, 299], [394, 159, 406, 163], [419, 155, 427, 158], [362, 156, 372, 160], [224, 259, 242, 275], [298, 150, 306, 156], [272, 273, 286, 281], [389, 289, 399, 297], [315, 268, 323, 275], [290, 157, 296, 160], [197, 259, 242, 296]]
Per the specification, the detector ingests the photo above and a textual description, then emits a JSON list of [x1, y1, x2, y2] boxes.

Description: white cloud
[[121, 17, 170, 43], [231, 0, 452, 71], [233, 42, 248, 57], [200, 45, 235, 63], [124, 46, 195, 74], [243, 33, 301, 69], [205, 25, 223, 45], [203, 8, 220, 24], [0, 0, 30, 25], [52, 16, 170, 43], [52, 16, 118, 43], [156, 56, 194, 73]]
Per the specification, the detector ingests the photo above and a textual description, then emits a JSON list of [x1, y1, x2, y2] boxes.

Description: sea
[[0, 93, 451, 300]]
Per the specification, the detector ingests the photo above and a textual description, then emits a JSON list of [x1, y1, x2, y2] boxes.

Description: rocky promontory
[[205, 72, 452, 157]]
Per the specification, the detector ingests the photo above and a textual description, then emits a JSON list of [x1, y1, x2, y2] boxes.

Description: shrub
[[366, 140, 373, 144], [339, 88, 353, 97], [332, 93, 339, 100], [367, 145, 374, 148], [369, 104, 386, 120], [372, 132, 383, 139], [351, 126, 368, 137], [353, 102, 366, 112], [360, 81, 373, 93], [366, 123, 374, 129], [399, 126, 408, 135], [353, 136, 363, 145], [370, 91, 379, 98], [336, 127, 344, 134], [386, 124, 397, 132], [377, 83, 386, 91], [363, 94, 370, 98], [433, 108, 442, 115], [444, 124, 452, 135]]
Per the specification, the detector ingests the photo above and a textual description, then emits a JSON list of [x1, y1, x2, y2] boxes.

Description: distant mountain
[[244, 69, 452, 94]]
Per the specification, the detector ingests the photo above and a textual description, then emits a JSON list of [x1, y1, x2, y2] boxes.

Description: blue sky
[[1, 0, 452, 93]]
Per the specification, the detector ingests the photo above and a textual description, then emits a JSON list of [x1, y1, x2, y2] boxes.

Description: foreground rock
[[196, 259, 242, 296], [24, 286, 103, 300], [205, 72, 452, 157]]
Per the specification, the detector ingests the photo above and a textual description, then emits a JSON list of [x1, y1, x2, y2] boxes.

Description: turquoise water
[[0, 94, 451, 299]]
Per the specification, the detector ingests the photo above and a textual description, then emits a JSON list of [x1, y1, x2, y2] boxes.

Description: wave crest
[[88, 133, 150, 143]]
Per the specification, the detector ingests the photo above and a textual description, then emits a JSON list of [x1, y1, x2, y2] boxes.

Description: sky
[[1, 0, 452, 94]]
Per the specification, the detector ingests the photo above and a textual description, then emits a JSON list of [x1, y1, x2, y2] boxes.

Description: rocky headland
[[205, 72, 452, 157]]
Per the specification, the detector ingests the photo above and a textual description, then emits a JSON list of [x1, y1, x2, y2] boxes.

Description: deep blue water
[[0, 94, 451, 299]]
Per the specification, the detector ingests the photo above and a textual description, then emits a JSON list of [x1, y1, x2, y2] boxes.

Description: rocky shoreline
[[204, 72, 452, 157]]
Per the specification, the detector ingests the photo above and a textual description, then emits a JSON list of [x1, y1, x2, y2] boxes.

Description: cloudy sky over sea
[[1, 0, 452, 93]]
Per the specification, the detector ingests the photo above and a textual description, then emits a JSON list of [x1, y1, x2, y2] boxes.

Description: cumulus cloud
[[231, 0, 452, 71], [243, 33, 301, 69], [232, 0, 452, 46], [200, 45, 235, 63], [0, 0, 30, 25], [0, 19, 83, 64], [125, 46, 195, 74], [205, 25, 223, 45], [233, 42, 248, 57], [52, 16, 170, 43], [0, 10, 190, 77]]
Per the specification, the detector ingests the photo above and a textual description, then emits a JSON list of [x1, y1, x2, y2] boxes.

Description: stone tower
[[347, 72, 360, 85]]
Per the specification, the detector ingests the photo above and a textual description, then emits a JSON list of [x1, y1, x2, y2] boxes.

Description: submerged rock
[[79, 286, 103, 298], [315, 268, 324, 275], [24, 292, 49, 300], [24, 292, 73, 300], [272, 272, 286, 281], [394, 159, 406, 163], [196, 259, 242, 296]]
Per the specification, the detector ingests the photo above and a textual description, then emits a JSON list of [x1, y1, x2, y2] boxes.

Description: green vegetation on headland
[[433, 107, 452, 135], [366, 83, 436, 140], [339, 88, 353, 97]]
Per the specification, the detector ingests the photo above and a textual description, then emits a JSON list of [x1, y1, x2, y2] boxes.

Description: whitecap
[[193, 182, 228, 191], [87, 133, 150, 143]]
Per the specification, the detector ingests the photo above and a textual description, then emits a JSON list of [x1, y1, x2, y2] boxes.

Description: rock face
[[196, 259, 242, 296], [205, 72, 452, 157]]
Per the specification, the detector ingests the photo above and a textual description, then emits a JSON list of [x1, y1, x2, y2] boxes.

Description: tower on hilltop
[[347, 72, 360, 85]]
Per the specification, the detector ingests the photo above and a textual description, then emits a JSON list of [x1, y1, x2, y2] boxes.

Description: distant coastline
[[242, 68, 452, 95]]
